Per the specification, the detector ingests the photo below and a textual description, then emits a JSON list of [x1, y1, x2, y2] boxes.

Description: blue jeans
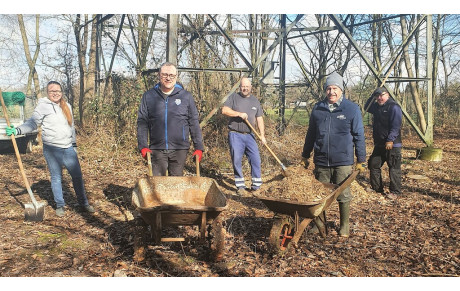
[[43, 144, 89, 208], [228, 131, 262, 190]]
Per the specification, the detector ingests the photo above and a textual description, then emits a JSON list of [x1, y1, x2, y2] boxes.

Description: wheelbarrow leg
[[200, 211, 207, 243], [314, 211, 327, 239], [152, 212, 162, 244], [292, 218, 313, 247]]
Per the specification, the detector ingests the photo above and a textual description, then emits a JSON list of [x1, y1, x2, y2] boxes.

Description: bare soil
[[0, 125, 458, 278]]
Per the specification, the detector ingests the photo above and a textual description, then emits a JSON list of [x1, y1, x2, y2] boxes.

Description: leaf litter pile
[[0, 125, 458, 279], [264, 165, 332, 202]]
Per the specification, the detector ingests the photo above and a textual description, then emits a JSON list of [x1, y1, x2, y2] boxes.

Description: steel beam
[[207, 14, 253, 71], [329, 14, 428, 144], [166, 14, 178, 64], [200, 14, 304, 128]]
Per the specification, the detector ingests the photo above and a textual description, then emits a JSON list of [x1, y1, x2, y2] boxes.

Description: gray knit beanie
[[324, 71, 344, 91]]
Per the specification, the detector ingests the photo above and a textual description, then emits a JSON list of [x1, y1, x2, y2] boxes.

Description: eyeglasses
[[48, 90, 62, 94], [160, 73, 177, 79]]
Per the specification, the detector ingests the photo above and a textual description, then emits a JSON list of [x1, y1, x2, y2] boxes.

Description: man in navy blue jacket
[[137, 62, 204, 176], [365, 87, 402, 200], [301, 71, 366, 237]]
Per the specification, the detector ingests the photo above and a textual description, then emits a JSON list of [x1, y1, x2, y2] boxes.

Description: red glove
[[192, 150, 203, 162], [141, 148, 152, 159]]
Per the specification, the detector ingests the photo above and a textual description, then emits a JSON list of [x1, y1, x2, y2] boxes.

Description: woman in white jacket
[[5, 81, 95, 217]]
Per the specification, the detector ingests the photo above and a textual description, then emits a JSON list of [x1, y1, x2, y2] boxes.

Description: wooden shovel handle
[[146, 151, 153, 176], [0, 89, 38, 206], [244, 119, 284, 166]]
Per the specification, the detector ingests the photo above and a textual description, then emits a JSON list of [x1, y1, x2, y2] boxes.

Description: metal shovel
[[0, 89, 46, 221]]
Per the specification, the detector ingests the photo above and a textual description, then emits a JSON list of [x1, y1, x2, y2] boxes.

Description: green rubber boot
[[339, 201, 350, 237]]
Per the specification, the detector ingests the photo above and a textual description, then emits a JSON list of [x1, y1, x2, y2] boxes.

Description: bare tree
[[72, 14, 98, 126], [17, 14, 41, 97], [400, 15, 427, 133]]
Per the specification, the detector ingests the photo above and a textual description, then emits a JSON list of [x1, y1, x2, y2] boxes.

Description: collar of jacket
[[153, 83, 184, 94], [154, 83, 183, 96], [318, 97, 348, 111]]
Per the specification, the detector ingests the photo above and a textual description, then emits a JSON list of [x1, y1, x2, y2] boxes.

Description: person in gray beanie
[[324, 71, 344, 91], [301, 71, 366, 237]]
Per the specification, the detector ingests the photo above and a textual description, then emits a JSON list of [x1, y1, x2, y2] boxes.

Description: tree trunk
[[400, 15, 427, 133], [17, 14, 41, 98], [73, 14, 88, 126], [372, 14, 382, 72]]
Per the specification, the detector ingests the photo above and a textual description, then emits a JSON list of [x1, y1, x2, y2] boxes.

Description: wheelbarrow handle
[[146, 151, 153, 176], [196, 156, 200, 177]]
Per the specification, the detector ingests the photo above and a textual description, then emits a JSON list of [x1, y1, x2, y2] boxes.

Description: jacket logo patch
[[337, 114, 346, 120], [175, 99, 181, 105], [251, 106, 257, 111]]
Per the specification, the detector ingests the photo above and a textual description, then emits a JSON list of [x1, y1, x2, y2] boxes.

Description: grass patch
[[265, 108, 310, 126], [37, 232, 66, 243]]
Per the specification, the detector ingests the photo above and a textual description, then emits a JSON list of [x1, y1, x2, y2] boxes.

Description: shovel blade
[[24, 202, 46, 222]]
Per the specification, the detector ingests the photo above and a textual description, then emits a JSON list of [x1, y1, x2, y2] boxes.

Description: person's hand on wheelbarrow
[[141, 148, 152, 160], [355, 162, 367, 173], [301, 156, 310, 169], [193, 150, 203, 162]]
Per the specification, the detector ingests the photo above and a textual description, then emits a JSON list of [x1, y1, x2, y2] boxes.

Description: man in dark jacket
[[137, 62, 204, 176], [301, 71, 366, 237], [364, 87, 402, 200]]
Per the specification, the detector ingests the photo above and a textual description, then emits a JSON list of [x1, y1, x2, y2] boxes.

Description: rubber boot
[[338, 201, 350, 237]]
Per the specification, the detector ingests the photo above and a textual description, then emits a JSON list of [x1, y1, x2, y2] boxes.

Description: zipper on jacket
[[165, 97, 169, 150]]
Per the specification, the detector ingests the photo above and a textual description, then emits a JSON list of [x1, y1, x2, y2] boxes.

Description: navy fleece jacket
[[137, 83, 204, 152], [302, 98, 366, 167]]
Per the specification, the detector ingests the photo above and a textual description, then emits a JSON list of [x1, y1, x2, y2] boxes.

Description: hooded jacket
[[16, 97, 76, 148], [137, 83, 204, 152], [365, 97, 402, 147], [302, 98, 366, 167]]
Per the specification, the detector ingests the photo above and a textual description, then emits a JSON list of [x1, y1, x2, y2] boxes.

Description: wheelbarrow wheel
[[208, 215, 226, 262], [268, 216, 295, 255], [133, 217, 149, 262]]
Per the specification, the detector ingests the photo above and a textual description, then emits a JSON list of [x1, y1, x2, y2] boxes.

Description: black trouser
[[368, 146, 402, 194], [150, 149, 188, 176]]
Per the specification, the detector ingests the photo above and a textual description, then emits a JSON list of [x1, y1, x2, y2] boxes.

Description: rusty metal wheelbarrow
[[131, 155, 227, 261], [256, 170, 359, 254]]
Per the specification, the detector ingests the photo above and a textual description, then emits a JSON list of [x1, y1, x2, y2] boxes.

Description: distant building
[[289, 100, 307, 108]]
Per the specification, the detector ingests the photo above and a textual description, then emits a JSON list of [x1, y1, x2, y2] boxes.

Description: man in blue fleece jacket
[[301, 71, 366, 237], [137, 62, 204, 176], [364, 87, 402, 200]]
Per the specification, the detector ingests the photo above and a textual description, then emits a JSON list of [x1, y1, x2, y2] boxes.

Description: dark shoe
[[56, 207, 65, 217], [338, 202, 350, 237], [82, 204, 96, 213]]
